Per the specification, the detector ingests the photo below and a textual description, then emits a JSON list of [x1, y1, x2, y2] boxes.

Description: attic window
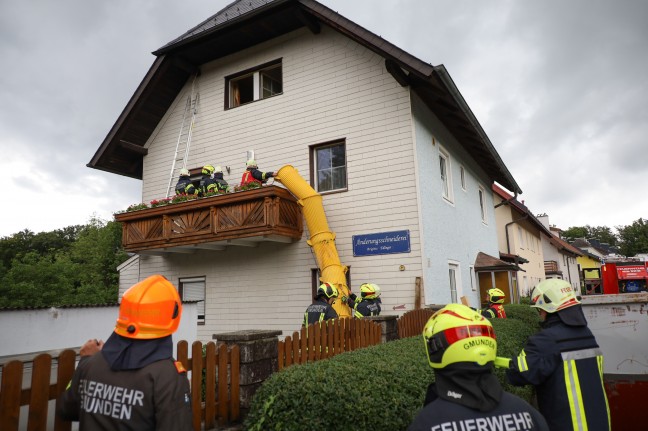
[[226, 59, 282, 109]]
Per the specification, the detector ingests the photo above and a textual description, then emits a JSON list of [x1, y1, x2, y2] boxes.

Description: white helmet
[[246, 159, 257, 168], [214, 166, 223, 173], [179, 168, 190, 177]]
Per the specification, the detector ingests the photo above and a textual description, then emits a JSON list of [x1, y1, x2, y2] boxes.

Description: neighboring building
[[570, 238, 603, 294], [491, 184, 553, 299], [88, 0, 521, 338], [537, 214, 583, 292]]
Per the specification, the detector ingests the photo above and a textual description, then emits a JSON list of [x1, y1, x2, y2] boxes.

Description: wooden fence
[[0, 341, 239, 431], [278, 318, 381, 369], [397, 308, 435, 339]]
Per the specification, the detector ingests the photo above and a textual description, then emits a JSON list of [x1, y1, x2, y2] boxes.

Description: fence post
[[213, 330, 281, 418], [364, 315, 399, 343]]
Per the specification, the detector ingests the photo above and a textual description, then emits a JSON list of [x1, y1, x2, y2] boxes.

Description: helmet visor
[[427, 324, 496, 359]]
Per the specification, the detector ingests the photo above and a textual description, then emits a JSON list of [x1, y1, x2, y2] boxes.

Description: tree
[[617, 218, 648, 257], [562, 225, 617, 245]]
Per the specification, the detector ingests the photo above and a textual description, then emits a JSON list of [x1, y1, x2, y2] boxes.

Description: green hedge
[[244, 304, 540, 431]]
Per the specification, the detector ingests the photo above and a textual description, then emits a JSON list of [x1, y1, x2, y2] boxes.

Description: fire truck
[[583, 258, 648, 295]]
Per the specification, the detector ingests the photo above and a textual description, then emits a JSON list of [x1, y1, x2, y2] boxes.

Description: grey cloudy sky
[[1, 0, 647, 238]]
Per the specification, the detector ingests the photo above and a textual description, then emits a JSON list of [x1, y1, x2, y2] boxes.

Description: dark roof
[[492, 183, 552, 237], [549, 235, 583, 257], [474, 251, 520, 271], [88, 0, 521, 194]]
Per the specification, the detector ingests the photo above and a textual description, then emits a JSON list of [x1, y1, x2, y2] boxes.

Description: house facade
[[537, 214, 582, 292], [491, 184, 552, 299], [89, 0, 520, 339]]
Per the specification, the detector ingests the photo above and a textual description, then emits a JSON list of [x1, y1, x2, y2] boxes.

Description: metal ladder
[[165, 76, 200, 197]]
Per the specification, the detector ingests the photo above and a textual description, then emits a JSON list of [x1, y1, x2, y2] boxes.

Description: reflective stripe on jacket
[[506, 316, 610, 431]]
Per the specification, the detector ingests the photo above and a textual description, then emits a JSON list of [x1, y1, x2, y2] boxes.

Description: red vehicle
[[600, 260, 648, 294]]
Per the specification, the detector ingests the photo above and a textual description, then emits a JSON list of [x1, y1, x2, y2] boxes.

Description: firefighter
[[174, 168, 197, 195], [348, 282, 382, 317], [481, 287, 507, 319], [240, 159, 274, 186], [502, 279, 610, 431], [212, 166, 229, 192], [303, 282, 338, 326], [199, 164, 222, 196], [408, 303, 549, 431], [57, 275, 192, 430]]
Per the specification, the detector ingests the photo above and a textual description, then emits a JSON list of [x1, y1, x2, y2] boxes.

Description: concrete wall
[[0, 304, 197, 358]]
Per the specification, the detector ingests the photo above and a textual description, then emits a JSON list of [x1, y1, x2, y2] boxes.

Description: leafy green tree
[[617, 218, 648, 257], [562, 225, 617, 245]]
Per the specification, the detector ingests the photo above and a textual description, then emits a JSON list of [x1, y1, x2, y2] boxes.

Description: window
[[226, 60, 282, 108], [518, 226, 526, 249], [460, 166, 466, 190], [439, 146, 453, 202], [448, 263, 460, 303], [311, 140, 347, 193], [311, 268, 351, 299], [179, 277, 205, 324], [478, 186, 487, 223]]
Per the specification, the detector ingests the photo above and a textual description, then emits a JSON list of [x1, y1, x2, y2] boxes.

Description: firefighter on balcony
[[174, 168, 197, 196], [408, 303, 548, 430], [303, 282, 339, 326], [57, 275, 192, 430], [481, 288, 507, 319], [501, 279, 610, 431], [199, 164, 227, 196], [240, 159, 274, 186], [347, 283, 382, 317]]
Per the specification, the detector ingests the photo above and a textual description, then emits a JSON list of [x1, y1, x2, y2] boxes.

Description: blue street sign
[[352, 230, 410, 257]]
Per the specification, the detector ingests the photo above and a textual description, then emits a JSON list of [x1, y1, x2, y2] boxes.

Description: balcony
[[114, 186, 303, 254], [544, 260, 562, 275]]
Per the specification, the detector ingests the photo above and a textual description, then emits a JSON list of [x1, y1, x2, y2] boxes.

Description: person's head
[[246, 159, 258, 170], [202, 165, 215, 176], [214, 166, 223, 174], [486, 287, 505, 304], [114, 275, 182, 339], [530, 279, 585, 325], [359, 283, 381, 300], [423, 303, 496, 370], [316, 282, 338, 304], [179, 168, 190, 177]]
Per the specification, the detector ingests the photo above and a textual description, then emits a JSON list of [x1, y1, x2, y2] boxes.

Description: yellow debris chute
[[275, 165, 351, 317]]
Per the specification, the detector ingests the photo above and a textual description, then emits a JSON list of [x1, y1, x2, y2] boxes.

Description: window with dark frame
[[179, 277, 206, 324], [226, 60, 282, 109], [311, 140, 347, 193], [311, 268, 351, 300]]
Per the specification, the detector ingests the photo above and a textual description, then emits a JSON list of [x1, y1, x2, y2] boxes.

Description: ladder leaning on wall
[[165, 74, 200, 198]]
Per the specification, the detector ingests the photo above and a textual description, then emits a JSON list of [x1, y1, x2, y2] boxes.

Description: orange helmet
[[115, 275, 182, 339]]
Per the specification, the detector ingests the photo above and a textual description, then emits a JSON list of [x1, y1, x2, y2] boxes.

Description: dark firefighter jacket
[[353, 298, 381, 317], [175, 176, 196, 195], [408, 391, 549, 431], [303, 298, 338, 326], [506, 313, 610, 431], [57, 333, 192, 430], [481, 303, 506, 319]]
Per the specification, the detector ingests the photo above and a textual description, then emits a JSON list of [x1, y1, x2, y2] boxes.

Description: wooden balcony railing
[[544, 260, 561, 274], [114, 186, 303, 253]]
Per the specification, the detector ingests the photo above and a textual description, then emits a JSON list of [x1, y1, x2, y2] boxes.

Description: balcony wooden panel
[[115, 186, 303, 253]]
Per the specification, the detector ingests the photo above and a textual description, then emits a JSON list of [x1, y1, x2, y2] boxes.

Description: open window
[[226, 59, 282, 108]]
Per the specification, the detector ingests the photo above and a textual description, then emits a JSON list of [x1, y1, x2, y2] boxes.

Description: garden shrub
[[244, 304, 541, 431]]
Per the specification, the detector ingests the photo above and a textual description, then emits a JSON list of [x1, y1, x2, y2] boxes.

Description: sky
[[1, 0, 647, 238]]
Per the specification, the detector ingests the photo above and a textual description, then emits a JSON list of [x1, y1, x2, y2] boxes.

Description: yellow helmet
[[531, 279, 580, 314], [202, 165, 215, 175], [487, 288, 505, 304], [317, 282, 338, 299], [115, 275, 182, 339], [423, 303, 497, 369], [359, 283, 381, 299], [246, 159, 258, 168]]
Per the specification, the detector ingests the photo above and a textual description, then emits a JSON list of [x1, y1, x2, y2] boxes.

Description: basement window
[[226, 60, 283, 108]]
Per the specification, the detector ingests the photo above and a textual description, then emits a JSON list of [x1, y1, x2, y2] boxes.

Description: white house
[[537, 214, 582, 292], [89, 0, 521, 340]]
